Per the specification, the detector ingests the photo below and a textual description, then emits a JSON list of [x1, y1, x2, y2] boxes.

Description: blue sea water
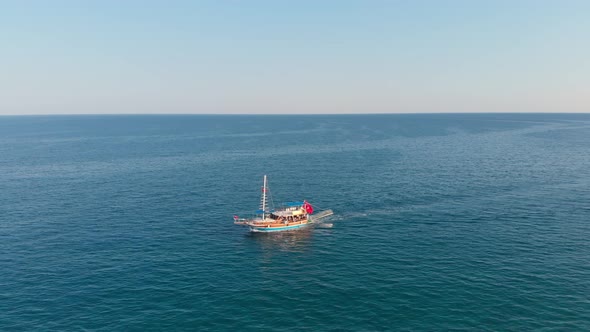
[[1, 113, 589, 331]]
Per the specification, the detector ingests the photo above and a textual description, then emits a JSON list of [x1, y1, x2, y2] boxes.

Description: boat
[[233, 175, 315, 232]]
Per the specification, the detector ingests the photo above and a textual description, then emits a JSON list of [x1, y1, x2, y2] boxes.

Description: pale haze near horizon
[[1, 1, 589, 115]]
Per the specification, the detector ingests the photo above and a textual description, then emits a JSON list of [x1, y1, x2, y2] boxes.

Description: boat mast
[[261, 175, 267, 220]]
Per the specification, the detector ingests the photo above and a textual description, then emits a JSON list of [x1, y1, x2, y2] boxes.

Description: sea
[[1, 113, 589, 331]]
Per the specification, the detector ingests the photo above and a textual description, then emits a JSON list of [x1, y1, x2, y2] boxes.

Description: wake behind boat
[[234, 175, 319, 232]]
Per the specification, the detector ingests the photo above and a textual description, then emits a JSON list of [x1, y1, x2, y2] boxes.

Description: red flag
[[303, 201, 313, 214], [233, 215, 239, 221]]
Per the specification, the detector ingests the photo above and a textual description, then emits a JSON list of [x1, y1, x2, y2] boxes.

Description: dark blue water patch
[[1, 113, 590, 330]]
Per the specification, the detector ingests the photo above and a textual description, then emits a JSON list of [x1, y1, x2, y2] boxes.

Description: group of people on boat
[[267, 209, 307, 224], [276, 214, 306, 224]]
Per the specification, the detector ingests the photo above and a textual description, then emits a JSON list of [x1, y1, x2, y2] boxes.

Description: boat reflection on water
[[246, 227, 314, 253]]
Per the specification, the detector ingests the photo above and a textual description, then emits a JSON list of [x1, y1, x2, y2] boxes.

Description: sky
[[1, 0, 589, 115]]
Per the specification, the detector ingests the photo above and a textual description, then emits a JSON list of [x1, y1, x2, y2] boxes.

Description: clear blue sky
[[1, 0, 589, 114]]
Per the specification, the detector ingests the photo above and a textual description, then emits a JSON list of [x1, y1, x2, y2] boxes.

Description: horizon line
[[1, 111, 589, 117]]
